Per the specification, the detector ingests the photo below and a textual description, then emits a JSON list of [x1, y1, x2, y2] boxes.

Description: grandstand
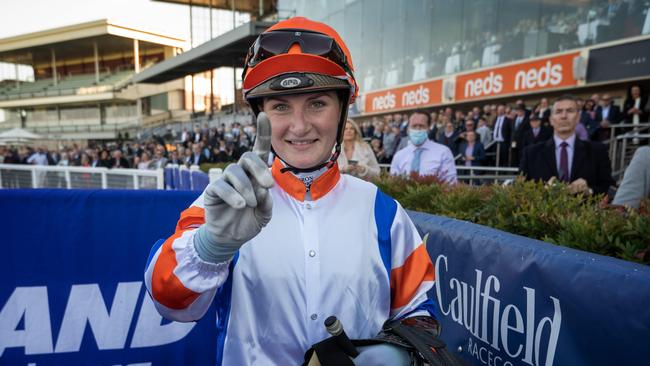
[[0, 19, 189, 141]]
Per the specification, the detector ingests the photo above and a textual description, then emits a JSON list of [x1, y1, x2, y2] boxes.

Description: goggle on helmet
[[242, 17, 359, 172]]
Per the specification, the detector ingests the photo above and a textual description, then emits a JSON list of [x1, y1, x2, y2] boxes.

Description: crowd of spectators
[[1, 85, 647, 179], [0, 121, 259, 172], [358, 84, 649, 168]]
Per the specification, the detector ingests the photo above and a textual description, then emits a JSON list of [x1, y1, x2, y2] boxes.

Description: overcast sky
[[0, 0, 190, 39]]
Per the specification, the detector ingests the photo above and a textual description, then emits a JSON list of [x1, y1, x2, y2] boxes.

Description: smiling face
[[262, 91, 341, 169]]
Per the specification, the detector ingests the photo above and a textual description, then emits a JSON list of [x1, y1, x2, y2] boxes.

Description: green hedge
[[373, 174, 650, 265], [199, 162, 230, 173]]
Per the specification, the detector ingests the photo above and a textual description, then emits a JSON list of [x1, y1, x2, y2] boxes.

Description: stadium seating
[[0, 70, 135, 100]]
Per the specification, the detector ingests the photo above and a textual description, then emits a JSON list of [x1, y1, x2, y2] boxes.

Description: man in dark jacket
[[520, 95, 615, 195], [521, 115, 552, 151], [594, 93, 622, 141]]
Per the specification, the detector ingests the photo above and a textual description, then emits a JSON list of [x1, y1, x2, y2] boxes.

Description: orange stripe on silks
[[272, 159, 307, 201], [152, 230, 200, 309], [271, 158, 341, 201], [176, 206, 205, 232], [310, 162, 340, 201], [390, 243, 435, 309]]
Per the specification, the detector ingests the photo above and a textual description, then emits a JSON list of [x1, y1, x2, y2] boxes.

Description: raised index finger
[[253, 112, 272, 164]]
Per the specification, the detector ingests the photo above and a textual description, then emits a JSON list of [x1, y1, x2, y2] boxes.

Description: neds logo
[[464, 71, 503, 98], [514, 61, 562, 91], [402, 85, 430, 107], [371, 91, 396, 111]]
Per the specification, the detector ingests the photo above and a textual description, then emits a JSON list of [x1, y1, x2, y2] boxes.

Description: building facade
[[277, 0, 650, 115]]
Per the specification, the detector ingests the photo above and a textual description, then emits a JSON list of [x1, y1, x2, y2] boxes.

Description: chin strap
[[278, 144, 341, 174]]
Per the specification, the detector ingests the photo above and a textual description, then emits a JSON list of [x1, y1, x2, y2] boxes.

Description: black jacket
[[519, 138, 615, 195], [521, 126, 553, 151]]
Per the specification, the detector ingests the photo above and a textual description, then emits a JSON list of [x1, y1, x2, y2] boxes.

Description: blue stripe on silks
[[374, 189, 397, 288], [215, 252, 239, 366], [144, 239, 165, 272], [400, 298, 441, 320]]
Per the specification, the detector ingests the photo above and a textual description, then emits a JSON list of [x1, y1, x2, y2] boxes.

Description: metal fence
[[377, 163, 519, 185], [0, 164, 164, 190]]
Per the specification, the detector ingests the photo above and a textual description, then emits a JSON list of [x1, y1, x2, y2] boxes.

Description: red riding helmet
[[242, 17, 358, 171]]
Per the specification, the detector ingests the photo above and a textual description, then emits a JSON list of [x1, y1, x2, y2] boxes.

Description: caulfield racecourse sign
[[434, 255, 561, 366], [411, 211, 650, 366], [363, 78, 443, 114]]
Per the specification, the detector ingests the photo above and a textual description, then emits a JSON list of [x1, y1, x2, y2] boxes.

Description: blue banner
[[0, 189, 213, 366], [2, 190, 649, 365], [411, 211, 650, 366]]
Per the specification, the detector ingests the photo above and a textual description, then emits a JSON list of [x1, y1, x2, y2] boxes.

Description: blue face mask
[[408, 129, 428, 146]]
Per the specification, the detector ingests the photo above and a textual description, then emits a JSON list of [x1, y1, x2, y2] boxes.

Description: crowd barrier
[[163, 165, 211, 192], [1, 189, 648, 365], [410, 211, 650, 366], [0, 163, 164, 190]]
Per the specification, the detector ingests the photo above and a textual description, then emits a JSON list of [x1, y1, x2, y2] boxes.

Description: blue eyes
[[271, 100, 326, 112]]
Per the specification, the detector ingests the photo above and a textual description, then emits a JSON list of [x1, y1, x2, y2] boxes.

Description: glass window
[[404, 0, 435, 82], [380, 0, 406, 88], [461, 0, 498, 70], [360, 0, 382, 92], [431, 0, 463, 76], [344, 2, 363, 85]]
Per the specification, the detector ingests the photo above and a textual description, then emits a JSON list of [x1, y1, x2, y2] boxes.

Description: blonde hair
[[344, 119, 364, 144]]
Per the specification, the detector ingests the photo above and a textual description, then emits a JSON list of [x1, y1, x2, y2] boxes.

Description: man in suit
[[189, 143, 208, 166], [520, 95, 615, 195], [510, 105, 531, 167], [151, 145, 169, 169], [534, 98, 551, 126], [521, 115, 552, 151], [111, 149, 130, 169], [594, 93, 622, 141], [180, 127, 192, 148], [491, 104, 512, 166]]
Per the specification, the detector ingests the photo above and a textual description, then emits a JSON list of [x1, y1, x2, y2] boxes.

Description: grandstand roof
[[153, 0, 275, 15], [0, 19, 186, 64], [133, 20, 273, 84]]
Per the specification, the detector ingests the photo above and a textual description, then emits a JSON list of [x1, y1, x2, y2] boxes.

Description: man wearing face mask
[[390, 110, 457, 183]]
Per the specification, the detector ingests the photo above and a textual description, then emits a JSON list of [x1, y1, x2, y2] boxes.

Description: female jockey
[[145, 16, 439, 365]]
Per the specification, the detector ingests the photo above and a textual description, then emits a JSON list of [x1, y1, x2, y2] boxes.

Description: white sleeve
[[143, 201, 232, 322]]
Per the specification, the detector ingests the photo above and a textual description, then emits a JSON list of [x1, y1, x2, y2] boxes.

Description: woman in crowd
[[137, 151, 152, 170], [370, 137, 390, 164], [338, 119, 380, 180], [458, 130, 486, 166], [580, 98, 599, 138]]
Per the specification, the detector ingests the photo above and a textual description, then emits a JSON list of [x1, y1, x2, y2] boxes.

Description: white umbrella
[[0, 127, 43, 144]]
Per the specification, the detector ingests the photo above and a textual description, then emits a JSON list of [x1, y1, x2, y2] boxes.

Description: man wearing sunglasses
[[145, 17, 454, 366]]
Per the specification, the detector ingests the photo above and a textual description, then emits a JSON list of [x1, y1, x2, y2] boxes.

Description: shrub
[[199, 162, 230, 173], [374, 174, 650, 265]]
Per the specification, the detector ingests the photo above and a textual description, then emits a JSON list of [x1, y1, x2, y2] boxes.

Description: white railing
[[0, 164, 164, 190], [377, 163, 519, 185], [455, 165, 519, 185]]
